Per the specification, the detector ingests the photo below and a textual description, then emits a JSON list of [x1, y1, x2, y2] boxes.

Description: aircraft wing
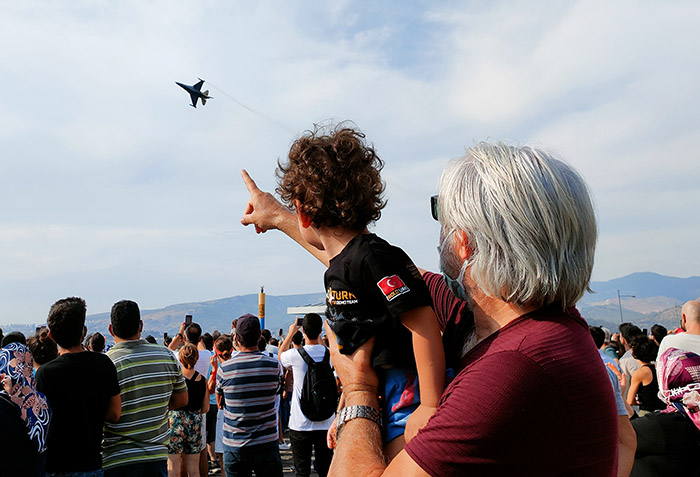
[[193, 80, 204, 91], [190, 93, 199, 108]]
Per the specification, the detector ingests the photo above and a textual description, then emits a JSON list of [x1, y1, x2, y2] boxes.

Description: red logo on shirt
[[377, 275, 410, 301]]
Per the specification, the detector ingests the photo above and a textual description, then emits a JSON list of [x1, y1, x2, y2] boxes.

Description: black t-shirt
[[35, 351, 120, 473], [0, 395, 45, 477], [324, 233, 432, 369]]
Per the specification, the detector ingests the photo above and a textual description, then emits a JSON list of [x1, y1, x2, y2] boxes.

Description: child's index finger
[[240, 169, 259, 193]]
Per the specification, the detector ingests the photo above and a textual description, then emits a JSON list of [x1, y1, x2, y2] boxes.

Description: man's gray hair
[[438, 142, 597, 308]]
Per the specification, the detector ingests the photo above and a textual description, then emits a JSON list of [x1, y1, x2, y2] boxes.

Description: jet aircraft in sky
[[175, 78, 212, 108]]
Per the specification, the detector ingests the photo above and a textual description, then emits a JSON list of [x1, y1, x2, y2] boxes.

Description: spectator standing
[[280, 331, 303, 435], [85, 332, 106, 353], [278, 314, 335, 477], [216, 314, 283, 476], [627, 337, 665, 415], [144, 335, 158, 344], [657, 300, 700, 357], [1, 331, 26, 347], [27, 328, 58, 370], [649, 324, 668, 347], [207, 334, 234, 474], [103, 300, 188, 476], [601, 327, 619, 361], [590, 325, 637, 476], [590, 326, 621, 372], [168, 343, 209, 477], [0, 342, 50, 476], [35, 297, 122, 476], [631, 348, 700, 476], [242, 141, 618, 475], [262, 329, 278, 357], [619, 323, 644, 397]]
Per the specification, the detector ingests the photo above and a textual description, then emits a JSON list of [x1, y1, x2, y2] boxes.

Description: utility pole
[[617, 289, 636, 323]]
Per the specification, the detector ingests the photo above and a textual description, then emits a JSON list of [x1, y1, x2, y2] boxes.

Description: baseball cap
[[236, 314, 261, 344]]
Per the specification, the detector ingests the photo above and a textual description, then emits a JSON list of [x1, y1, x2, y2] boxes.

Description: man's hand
[[288, 320, 300, 336], [240, 169, 288, 234], [324, 321, 378, 400], [404, 404, 437, 443], [327, 415, 338, 449]]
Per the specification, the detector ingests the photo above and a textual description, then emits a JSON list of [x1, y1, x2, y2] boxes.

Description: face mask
[[437, 230, 470, 302]]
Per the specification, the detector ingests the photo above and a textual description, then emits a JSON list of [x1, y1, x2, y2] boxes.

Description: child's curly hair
[[276, 123, 386, 231]]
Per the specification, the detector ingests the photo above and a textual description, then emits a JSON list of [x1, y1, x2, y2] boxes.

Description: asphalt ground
[[207, 437, 320, 476]]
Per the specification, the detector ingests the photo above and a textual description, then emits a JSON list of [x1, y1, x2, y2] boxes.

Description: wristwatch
[[336, 405, 381, 439]]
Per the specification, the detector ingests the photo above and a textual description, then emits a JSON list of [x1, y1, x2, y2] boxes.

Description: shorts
[[168, 410, 204, 455], [382, 368, 420, 444]]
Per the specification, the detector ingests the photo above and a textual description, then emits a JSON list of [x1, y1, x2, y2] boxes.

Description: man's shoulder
[[660, 332, 700, 353], [220, 352, 279, 378], [109, 342, 178, 365]]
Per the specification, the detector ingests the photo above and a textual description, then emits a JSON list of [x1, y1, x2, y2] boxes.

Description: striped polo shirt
[[103, 339, 186, 469], [216, 350, 282, 449]]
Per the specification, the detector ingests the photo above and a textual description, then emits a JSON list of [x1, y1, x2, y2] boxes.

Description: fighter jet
[[175, 78, 212, 108]]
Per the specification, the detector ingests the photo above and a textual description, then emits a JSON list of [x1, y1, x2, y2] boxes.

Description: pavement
[[207, 438, 320, 476]]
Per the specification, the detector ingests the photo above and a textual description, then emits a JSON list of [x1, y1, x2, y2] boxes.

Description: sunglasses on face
[[430, 195, 439, 221]]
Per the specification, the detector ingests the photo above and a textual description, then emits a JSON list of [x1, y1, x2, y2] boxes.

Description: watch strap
[[336, 405, 381, 438]]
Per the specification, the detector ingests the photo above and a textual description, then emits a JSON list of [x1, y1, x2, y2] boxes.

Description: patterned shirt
[[216, 350, 281, 449], [103, 340, 186, 469]]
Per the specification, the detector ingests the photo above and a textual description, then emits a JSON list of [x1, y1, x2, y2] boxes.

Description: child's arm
[[400, 305, 446, 442], [241, 169, 330, 266]]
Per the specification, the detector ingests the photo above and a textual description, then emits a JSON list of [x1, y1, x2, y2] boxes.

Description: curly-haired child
[[242, 123, 445, 460]]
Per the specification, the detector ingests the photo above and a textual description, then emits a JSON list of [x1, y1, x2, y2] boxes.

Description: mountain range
[[3, 272, 699, 341]]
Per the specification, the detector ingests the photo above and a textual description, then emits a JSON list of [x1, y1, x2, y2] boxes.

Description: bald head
[[681, 300, 700, 333]]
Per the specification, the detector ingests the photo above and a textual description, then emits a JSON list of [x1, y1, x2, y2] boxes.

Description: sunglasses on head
[[430, 195, 439, 221]]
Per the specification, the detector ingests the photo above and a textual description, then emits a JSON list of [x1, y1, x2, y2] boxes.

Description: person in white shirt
[[657, 300, 700, 358], [278, 314, 335, 477]]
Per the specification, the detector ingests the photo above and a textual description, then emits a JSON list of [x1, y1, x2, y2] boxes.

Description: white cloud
[[1, 0, 699, 323]]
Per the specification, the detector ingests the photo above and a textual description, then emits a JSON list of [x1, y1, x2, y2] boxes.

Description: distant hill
[[578, 272, 700, 331], [580, 272, 700, 305], [85, 292, 327, 339], [4, 272, 699, 342]]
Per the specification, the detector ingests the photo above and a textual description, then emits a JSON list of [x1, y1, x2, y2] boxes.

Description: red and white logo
[[377, 275, 409, 301]]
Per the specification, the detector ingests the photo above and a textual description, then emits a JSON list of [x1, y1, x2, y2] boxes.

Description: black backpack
[[297, 347, 338, 421]]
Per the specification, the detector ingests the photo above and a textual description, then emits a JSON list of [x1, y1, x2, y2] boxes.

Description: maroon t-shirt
[[404, 272, 617, 476]]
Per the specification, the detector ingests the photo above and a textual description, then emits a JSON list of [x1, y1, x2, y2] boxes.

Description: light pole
[[617, 290, 636, 323]]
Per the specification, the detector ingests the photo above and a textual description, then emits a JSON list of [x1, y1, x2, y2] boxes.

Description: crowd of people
[[2, 126, 700, 477]]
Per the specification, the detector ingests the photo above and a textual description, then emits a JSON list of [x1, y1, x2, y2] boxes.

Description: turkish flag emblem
[[377, 275, 409, 301]]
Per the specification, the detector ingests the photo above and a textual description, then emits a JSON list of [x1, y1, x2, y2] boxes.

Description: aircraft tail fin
[[202, 98, 207, 106]]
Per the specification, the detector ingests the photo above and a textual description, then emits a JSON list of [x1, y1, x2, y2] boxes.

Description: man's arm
[[324, 322, 429, 477], [105, 394, 122, 422], [168, 323, 186, 351], [278, 321, 300, 358], [169, 389, 188, 410], [208, 355, 219, 394], [240, 169, 330, 267]]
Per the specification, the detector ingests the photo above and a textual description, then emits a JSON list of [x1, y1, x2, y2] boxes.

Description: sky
[[1, 0, 699, 324]]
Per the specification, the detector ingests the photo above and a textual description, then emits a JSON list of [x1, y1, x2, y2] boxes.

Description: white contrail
[[204, 80, 296, 135]]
